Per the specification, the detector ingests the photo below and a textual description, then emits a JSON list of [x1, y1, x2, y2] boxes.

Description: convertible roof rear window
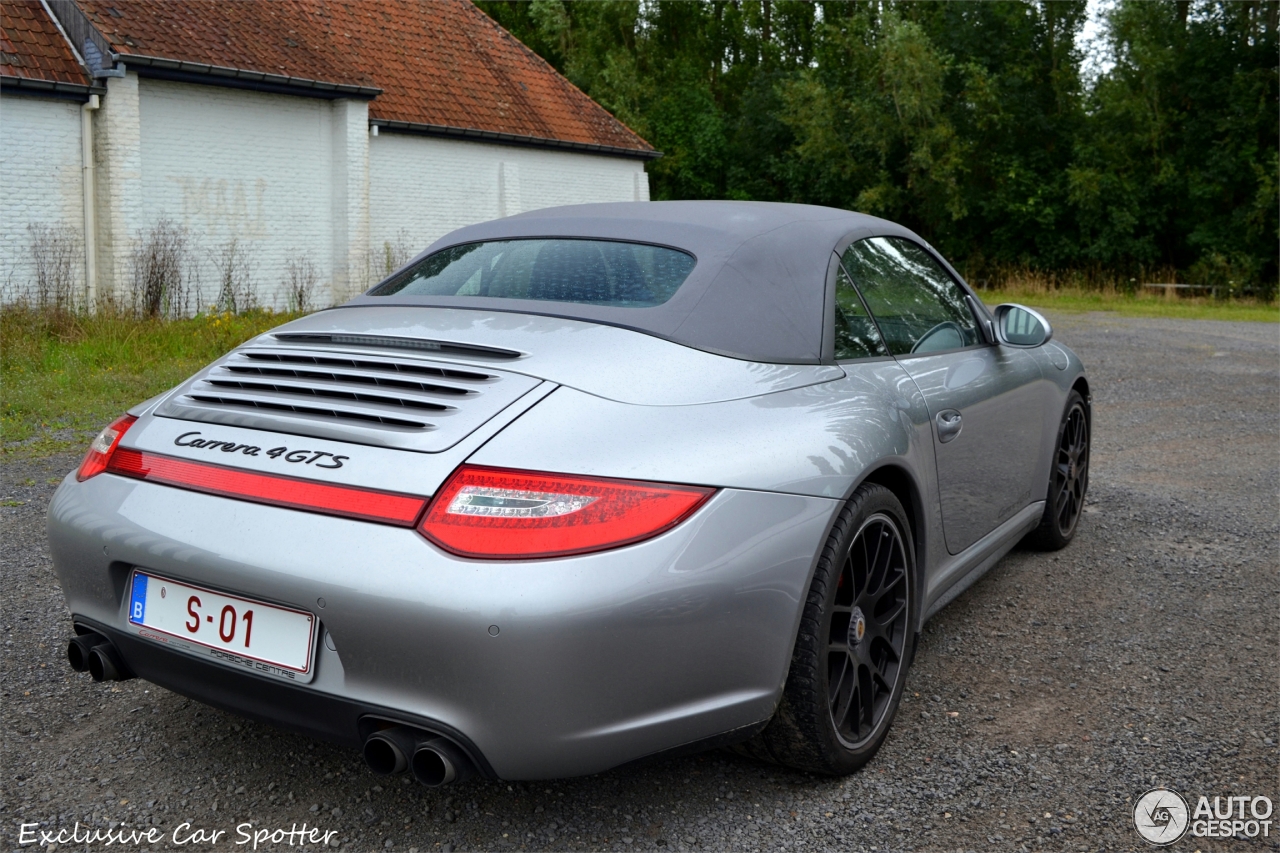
[[347, 201, 933, 363], [369, 239, 696, 308]]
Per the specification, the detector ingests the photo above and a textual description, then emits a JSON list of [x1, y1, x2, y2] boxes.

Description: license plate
[[128, 571, 317, 682]]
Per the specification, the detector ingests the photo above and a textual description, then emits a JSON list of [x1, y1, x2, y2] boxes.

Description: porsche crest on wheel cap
[[850, 607, 867, 645]]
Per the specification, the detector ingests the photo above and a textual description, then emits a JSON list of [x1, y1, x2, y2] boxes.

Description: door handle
[[935, 409, 963, 443]]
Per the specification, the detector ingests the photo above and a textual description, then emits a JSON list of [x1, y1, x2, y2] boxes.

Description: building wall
[[139, 78, 338, 310], [367, 133, 650, 281], [1, 76, 651, 310], [95, 71, 142, 308], [0, 92, 86, 304]]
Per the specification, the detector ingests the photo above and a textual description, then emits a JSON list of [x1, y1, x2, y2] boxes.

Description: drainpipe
[[81, 93, 99, 311]]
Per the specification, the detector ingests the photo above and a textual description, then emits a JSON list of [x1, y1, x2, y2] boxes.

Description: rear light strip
[[81, 415, 715, 553], [106, 448, 427, 526]]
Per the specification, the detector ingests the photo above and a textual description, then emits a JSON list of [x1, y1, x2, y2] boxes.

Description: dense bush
[[479, 0, 1278, 296]]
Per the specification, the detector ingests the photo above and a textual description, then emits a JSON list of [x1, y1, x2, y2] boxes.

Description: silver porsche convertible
[[50, 202, 1090, 784]]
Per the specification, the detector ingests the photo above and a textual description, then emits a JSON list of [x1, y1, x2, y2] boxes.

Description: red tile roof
[[73, 0, 654, 156], [1, 0, 91, 86]]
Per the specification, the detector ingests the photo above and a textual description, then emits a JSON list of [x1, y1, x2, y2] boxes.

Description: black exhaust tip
[[411, 737, 475, 787], [363, 727, 418, 776], [68, 633, 105, 672], [87, 642, 127, 682]]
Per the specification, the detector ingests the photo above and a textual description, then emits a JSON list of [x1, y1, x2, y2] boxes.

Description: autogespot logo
[[1134, 788, 1190, 845], [1133, 788, 1276, 844]]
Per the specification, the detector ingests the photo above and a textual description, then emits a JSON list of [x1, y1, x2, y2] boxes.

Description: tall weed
[[1, 305, 300, 452]]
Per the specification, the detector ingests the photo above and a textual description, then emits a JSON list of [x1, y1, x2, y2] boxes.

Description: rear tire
[[1023, 390, 1089, 551], [734, 483, 918, 775]]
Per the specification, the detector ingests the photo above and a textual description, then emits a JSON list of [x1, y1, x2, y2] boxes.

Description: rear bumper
[[49, 473, 837, 779], [72, 615, 498, 775]]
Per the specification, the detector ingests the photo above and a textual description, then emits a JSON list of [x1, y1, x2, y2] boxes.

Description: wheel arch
[[852, 462, 928, 595], [1071, 375, 1092, 422], [1068, 375, 1093, 461]]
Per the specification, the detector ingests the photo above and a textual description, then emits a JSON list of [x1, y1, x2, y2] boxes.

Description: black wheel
[[1024, 390, 1090, 551], [732, 483, 918, 775]]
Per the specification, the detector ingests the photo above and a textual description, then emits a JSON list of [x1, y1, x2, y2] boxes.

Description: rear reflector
[[106, 448, 427, 526], [418, 465, 715, 559]]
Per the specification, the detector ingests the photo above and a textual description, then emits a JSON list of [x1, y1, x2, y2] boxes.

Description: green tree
[[476, 0, 1278, 293], [1071, 0, 1278, 292]]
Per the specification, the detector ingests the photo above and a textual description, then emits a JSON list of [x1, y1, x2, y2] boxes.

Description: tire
[[733, 483, 918, 775], [1023, 390, 1090, 551]]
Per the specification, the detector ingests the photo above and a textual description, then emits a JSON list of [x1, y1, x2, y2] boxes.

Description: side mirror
[[993, 303, 1052, 348]]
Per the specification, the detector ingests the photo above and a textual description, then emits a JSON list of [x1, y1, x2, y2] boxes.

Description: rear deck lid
[[154, 343, 542, 453], [251, 306, 845, 406]]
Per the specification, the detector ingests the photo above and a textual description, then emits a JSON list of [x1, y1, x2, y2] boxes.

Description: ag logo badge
[[1134, 788, 1190, 845]]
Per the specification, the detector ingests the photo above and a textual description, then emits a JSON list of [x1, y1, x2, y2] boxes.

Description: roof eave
[[369, 118, 661, 161], [119, 53, 381, 99], [0, 73, 105, 99]]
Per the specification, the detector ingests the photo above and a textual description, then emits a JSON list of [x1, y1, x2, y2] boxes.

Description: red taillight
[[105, 448, 428, 526], [77, 414, 138, 481], [418, 465, 715, 559]]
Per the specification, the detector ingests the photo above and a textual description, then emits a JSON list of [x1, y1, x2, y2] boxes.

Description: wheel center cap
[[850, 607, 867, 646]]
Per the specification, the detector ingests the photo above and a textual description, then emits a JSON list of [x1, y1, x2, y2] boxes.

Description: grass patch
[[2, 307, 301, 457], [974, 268, 1277, 322], [980, 287, 1278, 322]]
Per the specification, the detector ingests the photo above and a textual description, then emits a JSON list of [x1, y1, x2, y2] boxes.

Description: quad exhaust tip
[[67, 635, 470, 780], [67, 633, 101, 673], [67, 633, 131, 682], [363, 727, 417, 776], [412, 737, 473, 787], [363, 726, 475, 787]]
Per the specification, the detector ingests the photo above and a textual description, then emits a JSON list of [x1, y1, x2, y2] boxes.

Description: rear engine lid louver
[[155, 347, 542, 452]]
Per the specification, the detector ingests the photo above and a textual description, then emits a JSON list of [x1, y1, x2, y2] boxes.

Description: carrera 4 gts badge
[[173, 431, 349, 469]]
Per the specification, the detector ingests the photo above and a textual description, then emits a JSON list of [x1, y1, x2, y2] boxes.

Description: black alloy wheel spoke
[[855, 667, 875, 732], [859, 614, 890, 648], [861, 530, 881, 596], [830, 654, 856, 728], [1052, 405, 1089, 536], [870, 667, 895, 695], [871, 599, 906, 639], [1057, 486, 1075, 527], [827, 514, 909, 747], [870, 527, 893, 591], [863, 567, 903, 610]]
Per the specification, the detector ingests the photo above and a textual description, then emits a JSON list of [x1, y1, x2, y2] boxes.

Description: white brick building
[[0, 0, 656, 311]]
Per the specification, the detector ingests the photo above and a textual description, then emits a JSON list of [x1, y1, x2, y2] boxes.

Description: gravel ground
[[2, 313, 1277, 853]]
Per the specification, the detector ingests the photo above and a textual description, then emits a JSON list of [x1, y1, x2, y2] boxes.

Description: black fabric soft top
[[343, 201, 924, 364]]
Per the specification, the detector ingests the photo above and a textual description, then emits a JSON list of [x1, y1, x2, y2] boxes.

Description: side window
[[840, 237, 979, 356], [834, 266, 889, 360]]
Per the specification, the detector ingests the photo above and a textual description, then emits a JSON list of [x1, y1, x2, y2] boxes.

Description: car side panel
[[918, 340, 1086, 616], [469, 364, 931, 500], [469, 362, 950, 626], [894, 345, 1048, 554]]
